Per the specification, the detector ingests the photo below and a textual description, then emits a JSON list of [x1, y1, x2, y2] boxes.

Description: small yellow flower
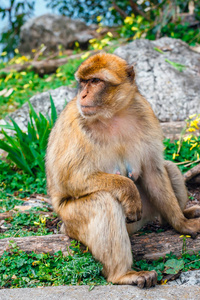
[[183, 134, 193, 142], [89, 38, 96, 44], [131, 26, 138, 31], [190, 143, 198, 151], [189, 114, 197, 119], [23, 84, 30, 89], [96, 16, 103, 22], [32, 49, 36, 53], [124, 16, 133, 25], [172, 153, 179, 160], [20, 71, 27, 76], [96, 27, 102, 33], [4, 73, 13, 82], [75, 41, 79, 48], [34, 222, 40, 226], [187, 128, 196, 132], [107, 32, 113, 37], [81, 52, 90, 60], [14, 48, 19, 54], [19, 188, 23, 191], [40, 216, 46, 224], [1, 51, 7, 56], [56, 73, 63, 77]]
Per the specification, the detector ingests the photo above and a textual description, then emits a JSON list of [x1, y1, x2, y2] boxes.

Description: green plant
[[0, 58, 82, 118], [0, 96, 57, 176], [0, 241, 107, 288], [1, 211, 54, 239]]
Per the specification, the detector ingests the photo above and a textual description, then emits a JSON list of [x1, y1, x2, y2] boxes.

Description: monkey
[[46, 53, 200, 288]]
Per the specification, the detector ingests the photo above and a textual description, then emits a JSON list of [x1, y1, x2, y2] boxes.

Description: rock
[[168, 270, 200, 286], [19, 14, 95, 54], [4, 86, 77, 132], [115, 37, 200, 122]]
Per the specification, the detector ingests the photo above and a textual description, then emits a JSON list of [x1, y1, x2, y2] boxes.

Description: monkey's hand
[[123, 197, 142, 223], [117, 180, 142, 223]]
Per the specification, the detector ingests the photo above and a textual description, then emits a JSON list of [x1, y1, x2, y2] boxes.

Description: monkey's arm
[[52, 169, 142, 223]]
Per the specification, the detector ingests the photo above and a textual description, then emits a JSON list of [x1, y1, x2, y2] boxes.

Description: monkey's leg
[[143, 165, 200, 237], [58, 191, 157, 288], [165, 160, 200, 219]]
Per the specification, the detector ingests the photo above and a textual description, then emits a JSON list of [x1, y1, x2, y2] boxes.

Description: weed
[[0, 241, 107, 288]]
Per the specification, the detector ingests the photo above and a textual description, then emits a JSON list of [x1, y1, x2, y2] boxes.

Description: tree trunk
[[1, 230, 200, 260]]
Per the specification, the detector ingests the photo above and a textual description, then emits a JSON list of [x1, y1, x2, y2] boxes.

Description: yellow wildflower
[[32, 49, 36, 53], [189, 114, 197, 119], [96, 16, 103, 22], [14, 48, 19, 54], [23, 84, 30, 89], [124, 16, 133, 25], [131, 26, 138, 31], [107, 32, 113, 37], [40, 216, 46, 224], [1, 51, 7, 56], [4, 73, 13, 82], [187, 128, 196, 132], [190, 143, 198, 151], [172, 153, 179, 160], [190, 120, 199, 130], [81, 52, 90, 60], [96, 27, 102, 33]]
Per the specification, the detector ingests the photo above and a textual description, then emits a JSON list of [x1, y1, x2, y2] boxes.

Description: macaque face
[[77, 77, 107, 117], [75, 53, 135, 120]]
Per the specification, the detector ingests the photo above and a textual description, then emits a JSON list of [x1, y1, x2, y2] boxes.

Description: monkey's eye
[[91, 78, 101, 83]]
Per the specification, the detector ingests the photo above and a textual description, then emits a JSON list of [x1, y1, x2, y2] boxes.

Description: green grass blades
[[0, 97, 58, 176]]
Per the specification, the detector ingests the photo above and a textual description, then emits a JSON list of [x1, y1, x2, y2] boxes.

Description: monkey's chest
[[100, 149, 141, 182]]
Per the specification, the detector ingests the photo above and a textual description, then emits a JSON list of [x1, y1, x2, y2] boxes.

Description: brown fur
[[46, 53, 200, 288]]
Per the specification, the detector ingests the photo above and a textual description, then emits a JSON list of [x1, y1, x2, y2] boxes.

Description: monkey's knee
[[183, 205, 200, 219]]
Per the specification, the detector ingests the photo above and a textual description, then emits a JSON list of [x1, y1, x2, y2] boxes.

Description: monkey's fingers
[[125, 207, 142, 223], [135, 271, 157, 288]]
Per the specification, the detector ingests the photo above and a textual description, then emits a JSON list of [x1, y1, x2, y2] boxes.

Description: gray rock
[[167, 270, 200, 286], [19, 14, 95, 54], [0, 285, 200, 300], [3, 86, 77, 132], [115, 37, 200, 121]]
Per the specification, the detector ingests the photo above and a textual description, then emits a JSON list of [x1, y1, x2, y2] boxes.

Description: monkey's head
[[75, 53, 136, 119]]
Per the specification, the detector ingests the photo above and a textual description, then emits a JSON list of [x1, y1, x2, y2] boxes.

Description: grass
[[0, 57, 83, 118]]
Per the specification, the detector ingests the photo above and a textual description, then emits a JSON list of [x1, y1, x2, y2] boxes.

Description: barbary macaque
[[46, 53, 200, 288]]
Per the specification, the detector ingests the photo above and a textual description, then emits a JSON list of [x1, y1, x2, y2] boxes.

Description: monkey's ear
[[126, 65, 135, 82]]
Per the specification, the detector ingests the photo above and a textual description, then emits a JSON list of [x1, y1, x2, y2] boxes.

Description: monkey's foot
[[180, 218, 200, 238], [183, 205, 200, 219], [112, 270, 157, 288]]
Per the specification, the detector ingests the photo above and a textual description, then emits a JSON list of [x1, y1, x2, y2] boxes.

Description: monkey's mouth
[[81, 105, 99, 115]]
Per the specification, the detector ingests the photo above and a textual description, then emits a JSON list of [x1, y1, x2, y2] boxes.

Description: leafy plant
[[164, 258, 184, 274], [0, 241, 107, 288], [0, 96, 57, 176], [1, 211, 54, 239]]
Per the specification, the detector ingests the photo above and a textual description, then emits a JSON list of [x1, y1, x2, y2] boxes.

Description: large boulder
[[3, 86, 76, 132], [115, 37, 200, 122], [19, 14, 95, 54]]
